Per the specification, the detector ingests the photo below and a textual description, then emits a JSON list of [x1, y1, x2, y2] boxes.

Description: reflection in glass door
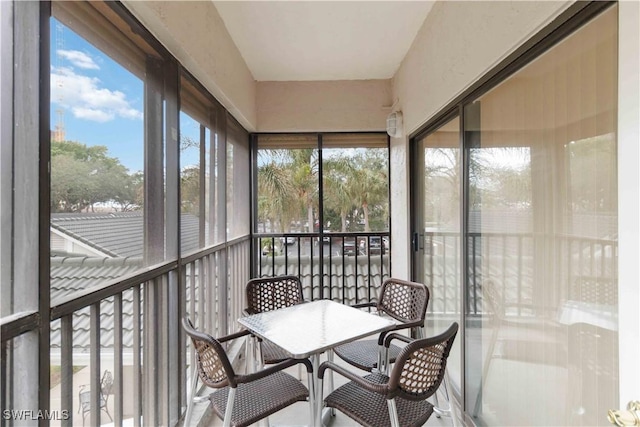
[[465, 6, 617, 426]]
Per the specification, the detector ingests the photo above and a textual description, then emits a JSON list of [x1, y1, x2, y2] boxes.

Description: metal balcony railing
[[254, 232, 391, 304], [421, 231, 617, 317]]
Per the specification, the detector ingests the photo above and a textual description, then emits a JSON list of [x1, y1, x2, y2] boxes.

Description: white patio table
[[238, 299, 397, 426]]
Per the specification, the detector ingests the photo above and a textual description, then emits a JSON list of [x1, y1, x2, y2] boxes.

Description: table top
[[238, 299, 397, 359], [558, 300, 618, 331]]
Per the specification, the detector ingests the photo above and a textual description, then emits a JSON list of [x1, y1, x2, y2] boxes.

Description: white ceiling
[[213, 1, 435, 82]]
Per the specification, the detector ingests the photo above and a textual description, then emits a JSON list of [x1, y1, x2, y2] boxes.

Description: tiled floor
[[195, 352, 456, 427]]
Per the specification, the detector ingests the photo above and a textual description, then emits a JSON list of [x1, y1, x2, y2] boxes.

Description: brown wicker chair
[[317, 322, 458, 427], [182, 317, 314, 427], [245, 275, 305, 367], [333, 278, 429, 373]]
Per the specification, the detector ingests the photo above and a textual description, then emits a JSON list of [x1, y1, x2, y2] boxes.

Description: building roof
[[50, 254, 143, 351], [51, 211, 200, 257]]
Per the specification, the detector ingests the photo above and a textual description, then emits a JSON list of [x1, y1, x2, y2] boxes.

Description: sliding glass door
[[413, 5, 618, 426]]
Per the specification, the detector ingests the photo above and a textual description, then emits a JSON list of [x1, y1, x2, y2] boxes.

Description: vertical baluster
[[157, 272, 173, 425], [1, 341, 6, 427], [297, 236, 302, 282], [209, 254, 217, 334], [90, 303, 101, 427], [133, 285, 142, 427], [113, 294, 123, 427], [221, 247, 229, 335], [61, 315, 73, 427], [471, 234, 478, 315], [143, 279, 159, 426], [197, 257, 205, 332], [183, 262, 192, 412], [517, 235, 523, 314], [366, 236, 371, 303]]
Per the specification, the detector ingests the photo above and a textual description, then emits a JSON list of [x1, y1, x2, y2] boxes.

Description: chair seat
[[209, 371, 309, 427], [261, 340, 293, 364], [334, 339, 403, 371], [324, 372, 434, 427]]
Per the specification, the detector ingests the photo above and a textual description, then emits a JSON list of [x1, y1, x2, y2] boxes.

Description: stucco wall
[[122, 0, 257, 131], [393, 0, 571, 135], [256, 79, 392, 132]]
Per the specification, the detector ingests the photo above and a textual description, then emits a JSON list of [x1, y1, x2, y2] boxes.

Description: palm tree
[[288, 149, 318, 233], [348, 152, 389, 232], [257, 161, 296, 232], [323, 157, 356, 231]]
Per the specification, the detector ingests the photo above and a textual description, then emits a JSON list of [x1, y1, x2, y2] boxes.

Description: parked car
[[280, 236, 296, 245], [360, 236, 387, 255], [341, 237, 358, 256], [316, 230, 331, 244]]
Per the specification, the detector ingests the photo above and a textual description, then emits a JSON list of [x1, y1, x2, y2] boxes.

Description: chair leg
[[307, 370, 316, 427], [473, 325, 499, 417], [222, 387, 237, 427], [184, 367, 199, 427], [103, 406, 113, 422], [326, 351, 336, 417], [256, 340, 265, 371], [376, 345, 385, 374], [387, 399, 400, 427], [444, 372, 461, 427], [244, 334, 252, 373], [432, 368, 455, 420]]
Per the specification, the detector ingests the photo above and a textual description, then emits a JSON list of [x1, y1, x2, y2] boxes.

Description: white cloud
[[72, 107, 114, 123], [51, 67, 143, 122], [57, 49, 100, 70]]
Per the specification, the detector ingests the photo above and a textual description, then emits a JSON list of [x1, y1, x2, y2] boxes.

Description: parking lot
[[259, 235, 388, 257]]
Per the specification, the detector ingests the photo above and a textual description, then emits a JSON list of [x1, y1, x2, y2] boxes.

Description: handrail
[[50, 260, 179, 320], [1, 311, 40, 342], [181, 235, 250, 265]]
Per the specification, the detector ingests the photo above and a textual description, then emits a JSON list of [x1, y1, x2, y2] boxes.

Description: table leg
[[311, 354, 320, 426], [312, 353, 336, 427]]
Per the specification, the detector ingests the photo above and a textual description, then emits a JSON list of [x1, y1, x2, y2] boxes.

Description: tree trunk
[[363, 202, 370, 232], [307, 204, 314, 233]]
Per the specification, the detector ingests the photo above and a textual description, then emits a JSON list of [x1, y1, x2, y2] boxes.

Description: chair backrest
[[100, 370, 113, 398], [482, 280, 504, 324], [388, 322, 458, 401], [182, 317, 235, 389], [377, 278, 429, 325], [246, 275, 304, 314], [571, 276, 617, 305]]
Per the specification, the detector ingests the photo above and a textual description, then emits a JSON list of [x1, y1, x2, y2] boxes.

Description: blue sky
[[51, 19, 200, 173]]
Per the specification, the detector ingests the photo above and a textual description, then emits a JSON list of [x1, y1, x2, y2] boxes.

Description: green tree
[[181, 166, 200, 215], [323, 157, 356, 231], [348, 151, 388, 232], [289, 149, 318, 233], [51, 140, 139, 212], [257, 160, 296, 232]]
